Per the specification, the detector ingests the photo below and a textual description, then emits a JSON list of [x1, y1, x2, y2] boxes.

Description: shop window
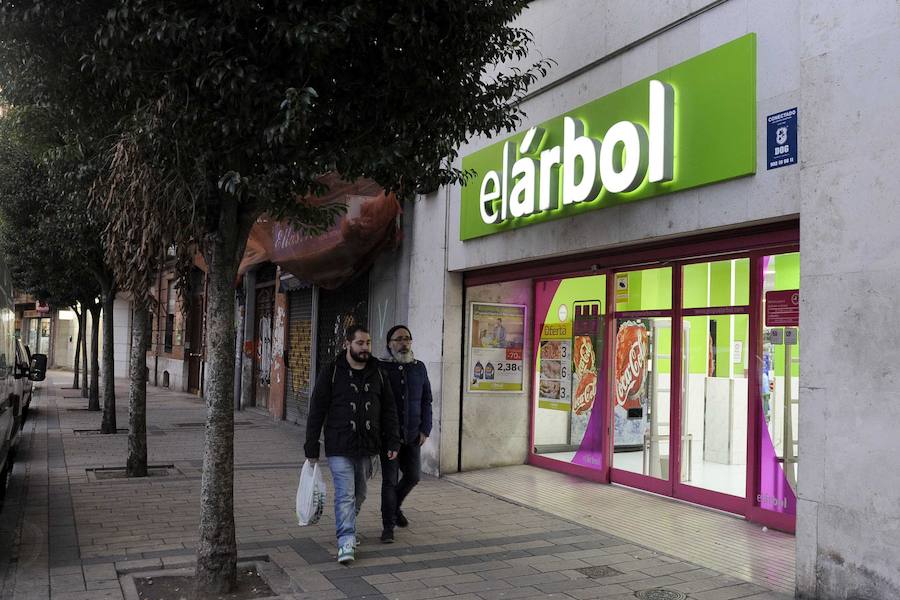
[[683, 258, 749, 309], [163, 314, 175, 353], [758, 252, 800, 515], [533, 275, 606, 470], [164, 279, 176, 353], [614, 267, 672, 312]]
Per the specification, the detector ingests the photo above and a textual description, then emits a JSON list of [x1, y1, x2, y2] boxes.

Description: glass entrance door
[[679, 314, 749, 498], [754, 252, 800, 526], [612, 317, 671, 481], [676, 258, 751, 507], [609, 266, 673, 492]]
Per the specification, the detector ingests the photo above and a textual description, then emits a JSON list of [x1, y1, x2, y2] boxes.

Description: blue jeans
[[327, 456, 370, 548]]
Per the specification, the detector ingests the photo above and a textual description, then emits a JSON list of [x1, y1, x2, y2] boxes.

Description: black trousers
[[380, 441, 421, 530]]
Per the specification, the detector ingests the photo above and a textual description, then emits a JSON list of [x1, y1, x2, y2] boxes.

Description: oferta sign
[[460, 34, 756, 240]]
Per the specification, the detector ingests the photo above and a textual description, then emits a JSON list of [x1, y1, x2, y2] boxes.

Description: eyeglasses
[[390, 336, 412, 343]]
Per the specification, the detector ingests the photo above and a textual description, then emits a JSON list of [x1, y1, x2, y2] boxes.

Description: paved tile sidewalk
[[0, 372, 793, 599]]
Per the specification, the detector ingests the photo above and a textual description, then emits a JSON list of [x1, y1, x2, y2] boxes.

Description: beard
[[391, 348, 415, 364], [349, 348, 370, 363]]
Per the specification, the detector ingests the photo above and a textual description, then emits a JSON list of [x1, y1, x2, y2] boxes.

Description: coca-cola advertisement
[[614, 320, 650, 448], [570, 303, 603, 445]]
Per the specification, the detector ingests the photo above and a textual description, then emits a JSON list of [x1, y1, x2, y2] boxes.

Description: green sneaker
[[337, 542, 355, 565]]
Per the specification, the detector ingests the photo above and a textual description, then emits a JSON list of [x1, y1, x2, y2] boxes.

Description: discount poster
[[538, 322, 572, 411], [468, 302, 526, 392]]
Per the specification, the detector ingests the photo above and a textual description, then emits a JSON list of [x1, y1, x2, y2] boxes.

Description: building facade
[[404, 2, 899, 599]]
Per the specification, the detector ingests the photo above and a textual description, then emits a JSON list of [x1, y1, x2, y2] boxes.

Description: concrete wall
[[460, 280, 533, 470], [53, 310, 79, 369], [148, 356, 188, 393], [111, 298, 131, 377], [408, 188, 462, 476], [795, 2, 900, 599], [368, 201, 413, 355], [89, 297, 133, 379]]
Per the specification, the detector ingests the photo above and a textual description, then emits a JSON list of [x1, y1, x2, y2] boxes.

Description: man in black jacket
[[379, 325, 433, 543], [305, 325, 401, 564]]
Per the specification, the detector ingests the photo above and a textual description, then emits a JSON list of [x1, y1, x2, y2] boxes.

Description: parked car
[[0, 264, 47, 498]]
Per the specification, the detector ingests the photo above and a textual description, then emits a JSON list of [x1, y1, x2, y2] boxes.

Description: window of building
[[164, 280, 176, 353]]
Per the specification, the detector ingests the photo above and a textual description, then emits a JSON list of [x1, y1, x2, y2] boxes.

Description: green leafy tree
[[7, 1, 550, 593], [0, 1, 122, 431], [0, 115, 104, 405]]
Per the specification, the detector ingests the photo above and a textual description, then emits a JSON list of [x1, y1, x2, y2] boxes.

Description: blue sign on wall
[[767, 108, 798, 170]]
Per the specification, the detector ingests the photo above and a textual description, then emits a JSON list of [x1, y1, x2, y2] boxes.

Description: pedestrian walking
[[304, 325, 401, 564], [379, 325, 433, 543]]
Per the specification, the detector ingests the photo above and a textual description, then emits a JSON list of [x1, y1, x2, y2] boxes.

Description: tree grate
[[174, 420, 255, 428], [85, 464, 179, 481], [576, 565, 624, 578], [634, 589, 688, 600], [73, 428, 128, 435]]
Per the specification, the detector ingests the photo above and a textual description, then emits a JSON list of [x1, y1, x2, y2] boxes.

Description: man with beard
[[305, 325, 401, 564], [379, 325, 433, 543]]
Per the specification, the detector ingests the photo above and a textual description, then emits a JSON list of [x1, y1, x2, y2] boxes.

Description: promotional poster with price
[[468, 302, 526, 392], [538, 322, 572, 411]]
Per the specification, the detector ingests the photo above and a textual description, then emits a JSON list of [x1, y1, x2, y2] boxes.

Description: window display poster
[[538, 322, 571, 410], [613, 319, 651, 447], [469, 302, 526, 392], [571, 303, 603, 442]]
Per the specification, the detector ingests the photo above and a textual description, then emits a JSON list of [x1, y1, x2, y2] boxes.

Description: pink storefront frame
[[467, 223, 800, 533]]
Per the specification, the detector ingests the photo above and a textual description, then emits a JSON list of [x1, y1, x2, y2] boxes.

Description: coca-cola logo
[[616, 339, 646, 406]]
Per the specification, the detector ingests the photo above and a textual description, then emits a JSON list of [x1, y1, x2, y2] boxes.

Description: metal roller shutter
[[316, 272, 369, 378], [285, 288, 314, 425]]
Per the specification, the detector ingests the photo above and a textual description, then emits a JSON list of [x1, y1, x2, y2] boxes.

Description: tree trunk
[[88, 304, 101, 411], [72, 307, 82, 389], [126, 304, 149, 477], [194, 198, 249, 594], [100, 284, 117, 434], [81, 306, 89, 398]]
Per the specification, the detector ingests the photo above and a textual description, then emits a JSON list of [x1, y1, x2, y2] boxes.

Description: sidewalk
[[0, 371, 793, 599]]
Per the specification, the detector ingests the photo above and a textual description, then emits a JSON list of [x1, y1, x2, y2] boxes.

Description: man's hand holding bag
[[296, 459, 326, 526]]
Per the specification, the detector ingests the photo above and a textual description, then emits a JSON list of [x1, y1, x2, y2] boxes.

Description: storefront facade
[[461, 230, 801, 533], [407, 2, 899, 599]]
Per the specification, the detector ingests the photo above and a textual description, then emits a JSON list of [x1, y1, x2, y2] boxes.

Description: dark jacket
[[379, 358, 433, 445], [304, 354, 401, 459]]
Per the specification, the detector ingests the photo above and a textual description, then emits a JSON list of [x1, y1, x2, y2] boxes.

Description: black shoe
[[395, 511, 409, 528], [380, 529, 395, 544]]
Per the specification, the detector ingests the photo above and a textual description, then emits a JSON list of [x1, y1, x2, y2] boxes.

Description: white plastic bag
[[296, 459, 326, 526]]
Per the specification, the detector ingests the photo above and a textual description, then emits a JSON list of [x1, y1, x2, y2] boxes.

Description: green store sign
[[459, 34, 757, 241]]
